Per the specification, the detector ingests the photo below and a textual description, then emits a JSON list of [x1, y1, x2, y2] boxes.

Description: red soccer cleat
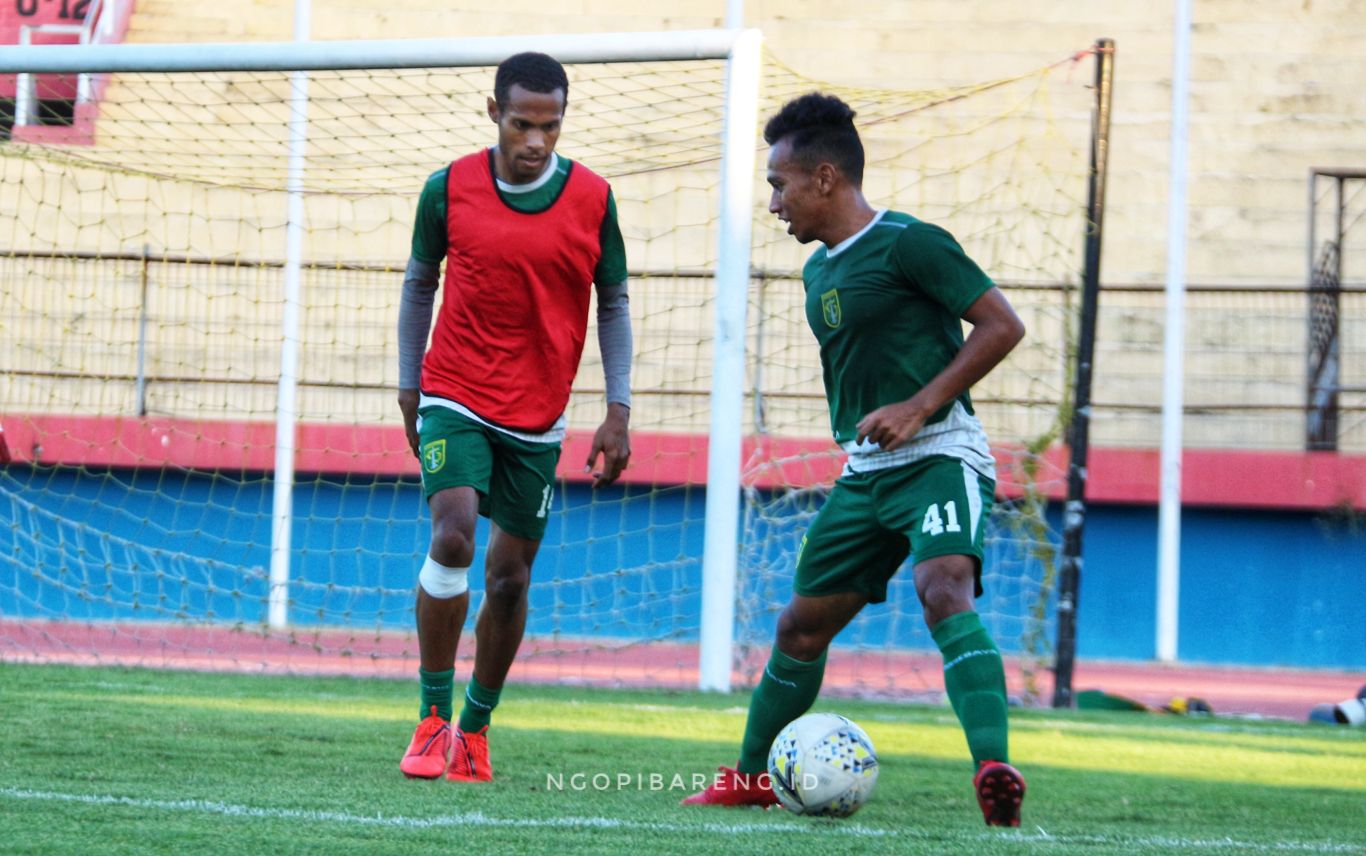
[[680, 765, 780, 808], [399, 706, 452, 780], [974, 760, 1026, 827], [446, 725, 493, 782]]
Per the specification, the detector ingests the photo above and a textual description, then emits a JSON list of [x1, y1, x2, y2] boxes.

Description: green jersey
[[803, 209, 996, 476], [410, 153, 629, 286]]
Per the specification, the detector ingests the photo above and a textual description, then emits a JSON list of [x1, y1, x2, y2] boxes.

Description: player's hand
[[585, 402, 631, 488], [855, 400, 928, 452], [397, 388, 421, 459]]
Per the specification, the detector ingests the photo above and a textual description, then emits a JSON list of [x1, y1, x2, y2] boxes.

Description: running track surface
[[4, 619, 1360, 722]]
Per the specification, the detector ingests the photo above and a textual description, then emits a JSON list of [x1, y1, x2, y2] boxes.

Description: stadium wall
[[4, 418, 1364, 670], [5, 2, 1365, 670]]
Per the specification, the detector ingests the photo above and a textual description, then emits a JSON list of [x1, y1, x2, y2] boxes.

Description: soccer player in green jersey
[[396, 52, 633, 783], [683, 93, 1028, 826]]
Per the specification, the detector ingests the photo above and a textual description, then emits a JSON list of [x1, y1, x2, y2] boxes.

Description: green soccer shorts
[[416, 405, 561, 541], [793, 454, 996, 604]]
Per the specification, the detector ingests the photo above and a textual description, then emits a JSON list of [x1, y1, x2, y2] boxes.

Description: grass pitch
[[1, 663, 1362, 855]]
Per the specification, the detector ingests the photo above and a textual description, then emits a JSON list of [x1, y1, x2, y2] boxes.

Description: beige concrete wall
[[4, 0, 1364, 453], [752, 0, 1366, 288], [123, 0, 1366, 284]]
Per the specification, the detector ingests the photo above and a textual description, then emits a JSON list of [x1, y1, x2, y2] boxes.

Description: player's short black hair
[[494, 52, 570, 108], [763, 92, 864, 185]]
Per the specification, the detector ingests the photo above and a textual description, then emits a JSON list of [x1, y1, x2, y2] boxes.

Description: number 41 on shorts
[[921, 501, 963, 536]]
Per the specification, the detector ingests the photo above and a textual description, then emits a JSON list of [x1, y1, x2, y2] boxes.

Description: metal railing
[[3, 246, 1364, 452]]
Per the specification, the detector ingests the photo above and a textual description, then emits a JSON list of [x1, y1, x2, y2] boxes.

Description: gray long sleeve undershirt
[[397, 258, 439, 391], [594, 278, 633, 409], [397, 257, 633, 410]]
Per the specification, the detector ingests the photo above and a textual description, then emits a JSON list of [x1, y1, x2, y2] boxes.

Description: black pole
[[1052, 38, 1115, 709]]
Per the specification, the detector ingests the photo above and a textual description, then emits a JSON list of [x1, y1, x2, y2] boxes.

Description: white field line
[[2, 787, 1363, 852]]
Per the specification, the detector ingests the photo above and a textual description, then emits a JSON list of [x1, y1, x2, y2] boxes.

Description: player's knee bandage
[[418, 555, 469, 599]]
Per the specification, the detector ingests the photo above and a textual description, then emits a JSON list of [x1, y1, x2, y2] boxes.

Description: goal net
[[0, 33, 1099, 700], [736, 52, 1097, 700]]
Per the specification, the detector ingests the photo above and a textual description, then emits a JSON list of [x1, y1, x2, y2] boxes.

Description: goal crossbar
[[0, 29, 749, 73]]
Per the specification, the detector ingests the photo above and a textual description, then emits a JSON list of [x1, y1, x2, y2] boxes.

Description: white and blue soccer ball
[[767, 712, 879, 817]]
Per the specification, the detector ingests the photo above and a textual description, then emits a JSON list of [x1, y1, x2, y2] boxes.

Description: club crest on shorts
[[820, 289, 842, 328], [421, 439, 446, 473]]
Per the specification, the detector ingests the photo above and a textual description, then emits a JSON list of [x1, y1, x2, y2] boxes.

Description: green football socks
[[418, 667, 455, 723], [457, 676, 503, 734], [737, 648, 828, 774], [933, 610, 1010, 766]]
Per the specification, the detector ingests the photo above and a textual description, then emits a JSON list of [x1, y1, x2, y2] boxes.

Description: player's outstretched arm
[[856, 286, 1025, 451]]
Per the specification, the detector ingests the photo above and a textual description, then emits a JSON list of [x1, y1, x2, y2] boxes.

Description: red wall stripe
[[3, 414, 1363, 510]]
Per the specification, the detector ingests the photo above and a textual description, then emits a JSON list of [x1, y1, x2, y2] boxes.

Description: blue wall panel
[[1178, 507, 1364, 669], [3, 467, 1362, 668]]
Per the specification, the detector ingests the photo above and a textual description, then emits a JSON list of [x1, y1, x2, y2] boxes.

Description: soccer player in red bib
[[396, 52, 632, 783], [683, 93, 1028, 826]]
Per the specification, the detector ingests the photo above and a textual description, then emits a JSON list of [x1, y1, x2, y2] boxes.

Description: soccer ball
[[767, 712, 879, 817]]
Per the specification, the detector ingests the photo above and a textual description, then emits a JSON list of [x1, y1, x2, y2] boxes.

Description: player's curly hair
[[494, 52, 570, 108], [763, 92, 864, 185]]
